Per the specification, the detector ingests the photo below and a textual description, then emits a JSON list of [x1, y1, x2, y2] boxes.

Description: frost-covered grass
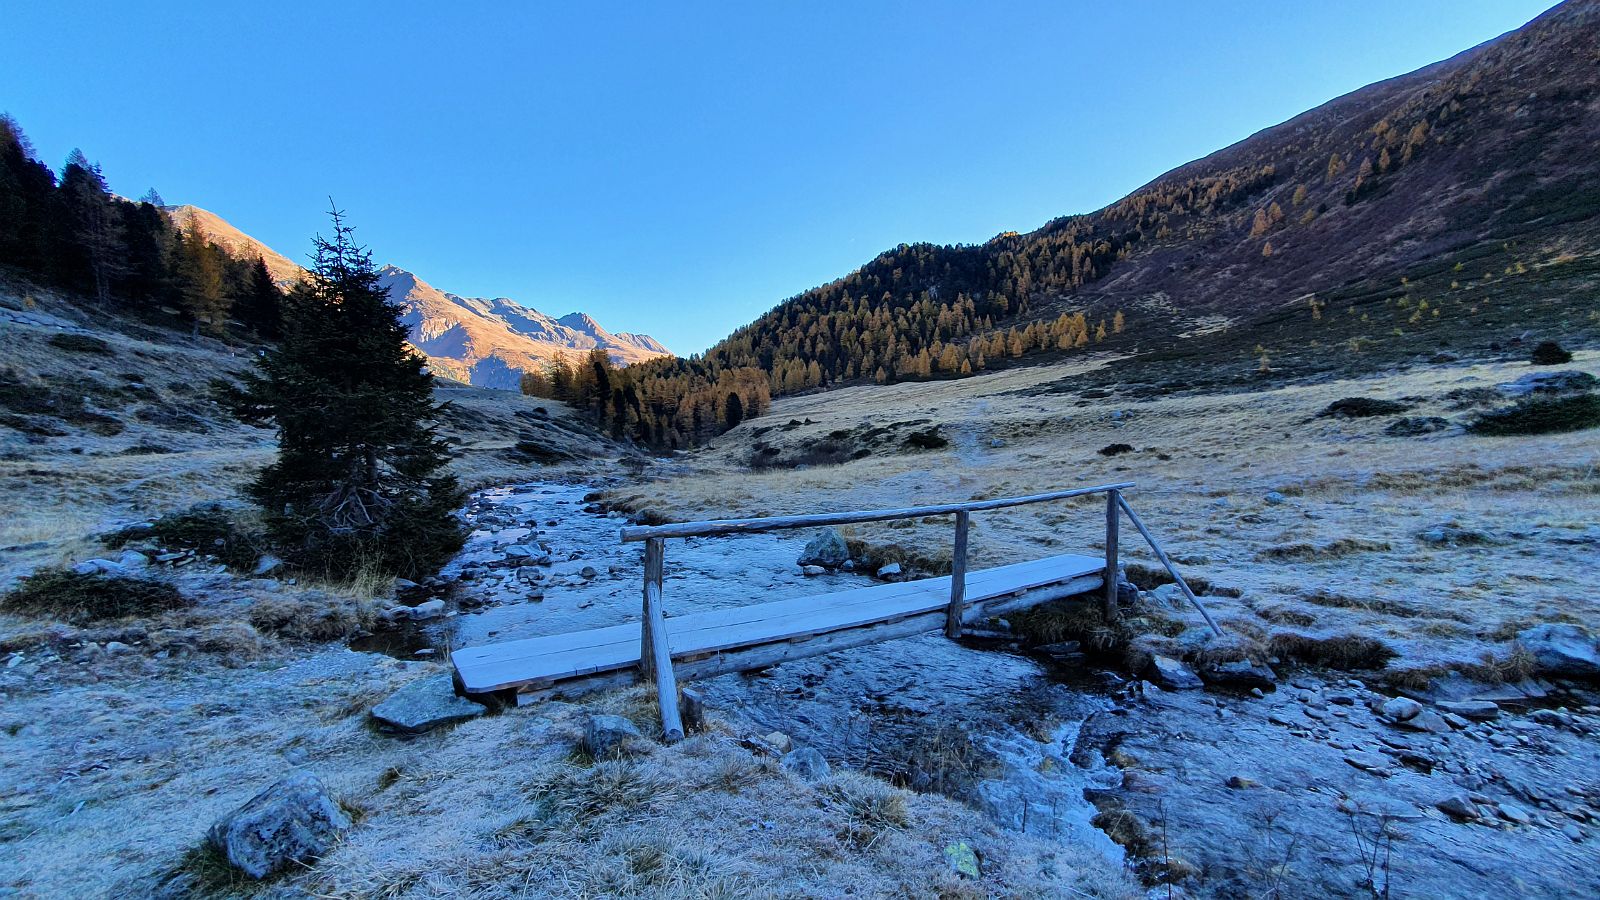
[[613, 350, 1600, 685], [0, 652, 1135, 898]]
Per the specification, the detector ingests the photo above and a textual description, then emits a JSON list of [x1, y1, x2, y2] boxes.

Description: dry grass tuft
[[1257, 538, 1391, 562], [1268, 631, 1397, 670], [817, 772, 911, 846], [248, 591, 372, 642]]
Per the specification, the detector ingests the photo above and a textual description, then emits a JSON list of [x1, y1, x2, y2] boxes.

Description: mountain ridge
[[163, 208, 671, 390], [375, 264, 671, 389]]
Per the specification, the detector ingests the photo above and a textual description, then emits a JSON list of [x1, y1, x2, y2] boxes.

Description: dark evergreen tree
[[57, 149, 125, 304], [221, 209, 463, 579], [0, 115, 58, 273], [724, 391, 743, 429], [235, 256, 284, 338]]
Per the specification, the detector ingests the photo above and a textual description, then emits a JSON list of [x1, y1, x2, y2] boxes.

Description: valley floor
[[4, 278, 1599, 898]]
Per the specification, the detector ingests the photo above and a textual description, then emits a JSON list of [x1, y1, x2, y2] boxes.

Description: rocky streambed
[[372, 479, 1600, 897]]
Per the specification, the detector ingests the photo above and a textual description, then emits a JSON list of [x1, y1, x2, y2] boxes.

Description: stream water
[[376, 478, 1124, 860]]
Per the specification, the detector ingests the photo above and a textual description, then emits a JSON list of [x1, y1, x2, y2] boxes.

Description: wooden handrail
[[619, 481, 1222, 742], [1116, 494, 1224, 636], [619, 482, 1137, 542]]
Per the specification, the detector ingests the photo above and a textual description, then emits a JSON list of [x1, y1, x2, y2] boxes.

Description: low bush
[[1268, 631, 1397, 670], [1468, 393, 1600, 436], [1529, 341, 1573, 365], [104, 504, 265, 571], [248, 591, 369, 642], [1098, 443, 1134, 456], [902, 427, 948, 450], [1316, 397, 1409, 418], [47, 333, 113, 355], [1, 568, 188, 623]]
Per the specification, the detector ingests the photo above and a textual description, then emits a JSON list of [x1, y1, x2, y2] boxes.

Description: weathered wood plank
[[619, 482, 1136, 542], [643, 581, 684, 742], [508, 575, 1106, 703], [945, 509, 970, 639], [454, 554, 1105, 693], [640, 537, 664, 681], [1104, 489, 1120, 622]]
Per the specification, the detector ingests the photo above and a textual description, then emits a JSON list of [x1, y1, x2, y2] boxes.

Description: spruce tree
[[235, 256, 284, 339], [223, 208, 463, 579]]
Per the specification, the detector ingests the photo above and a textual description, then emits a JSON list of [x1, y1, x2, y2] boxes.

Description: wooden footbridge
[[452, 482, 1220, 741]]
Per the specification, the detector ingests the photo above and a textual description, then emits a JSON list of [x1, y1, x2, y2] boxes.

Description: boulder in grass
[[1147, 655, 1203, 690], [370, 674, 486, 734], [207, 771, 351, 879], [781, 747, 832, 781], [1517, 624, 1600, 678], [583, 714, 646, 757], [797, 528, 851, 569]]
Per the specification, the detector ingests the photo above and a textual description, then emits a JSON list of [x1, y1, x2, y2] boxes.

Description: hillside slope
[[162, 204, 303, 285], [695, 0, 1600, 392]]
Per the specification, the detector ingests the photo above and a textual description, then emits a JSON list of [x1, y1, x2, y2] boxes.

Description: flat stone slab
[[372, 674, 486, 734]]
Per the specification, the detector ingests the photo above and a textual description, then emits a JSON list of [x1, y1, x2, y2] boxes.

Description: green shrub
[[1316, 397, 1409, 418], [1, 568, 188, 623], [1468, 393, 1600, 436], [902, 427, 948, 450], [104, 504, 264, 571], [47, 333, 113, 355], [1529, 341, 1573, 365]]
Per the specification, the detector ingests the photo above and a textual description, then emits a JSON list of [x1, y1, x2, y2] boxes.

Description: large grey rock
[[1497, 370, 1598, 397], [1380, 697, 1422, 722], [780, 746, 831, 781], [1147, 655, 1203, 690], [207, 771, 351, 879], [1436, 793, 1480, 820], [370, 674, 485, 734], [117, 549, 150, 570], [797, 528, 851, 569], [1437, 699, 1500, 720], [71, 558, 125, 576], [1517, 624, 1600, 678], [252, 554, 283, 576], [407, 599, 447, 621], [583, 714, 645, 757], [1201, 660, 1276, 690]]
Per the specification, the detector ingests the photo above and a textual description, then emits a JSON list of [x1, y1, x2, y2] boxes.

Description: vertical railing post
[[641, 537, 664, 680], [639, 536, 684, 742], [1104, 489, 1120, 623], [945, 509, 970, 638]]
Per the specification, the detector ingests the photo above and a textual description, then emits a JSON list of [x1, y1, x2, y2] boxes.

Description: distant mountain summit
[[162, 208, 670, 390], [375, 265, 670, 389]]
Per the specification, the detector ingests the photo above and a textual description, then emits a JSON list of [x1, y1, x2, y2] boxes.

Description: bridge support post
[[1104, 489, 1120, 623], [640, 537, 684, 742], [945, 510, 970, 638]]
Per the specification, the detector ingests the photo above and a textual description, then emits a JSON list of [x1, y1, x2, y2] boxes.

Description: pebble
[[1344, 750, 1391, 773], [1437, 794, 1480, 820], [1497, 802, 1533, 825], [1380, 697, 1422, 722], [1438, 700, 1500, 720]]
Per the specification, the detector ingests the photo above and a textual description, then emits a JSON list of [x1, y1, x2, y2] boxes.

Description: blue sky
[[1, 1, 1559, 353]]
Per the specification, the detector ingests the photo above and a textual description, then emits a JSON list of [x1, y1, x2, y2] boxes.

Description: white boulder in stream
[[371, 674, 486, 734], [207, 771, 351, 879]]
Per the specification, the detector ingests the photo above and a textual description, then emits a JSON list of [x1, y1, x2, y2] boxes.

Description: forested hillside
[[559, 0, 1599, 448], [0, 115, 285, 338]]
